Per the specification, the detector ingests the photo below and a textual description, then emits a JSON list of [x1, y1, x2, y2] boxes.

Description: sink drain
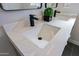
[[38, 37, 42, 40]]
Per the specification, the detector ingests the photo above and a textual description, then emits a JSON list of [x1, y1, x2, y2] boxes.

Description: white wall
[[57, 3, 79, 14]]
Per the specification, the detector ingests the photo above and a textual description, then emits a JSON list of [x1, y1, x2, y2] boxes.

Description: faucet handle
[[29, 14, 38, 20], [54, 10, 61, 17], [55, 10, 61, 13]]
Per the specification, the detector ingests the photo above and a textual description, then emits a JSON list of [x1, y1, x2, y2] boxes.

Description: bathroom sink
[[22, 23, 61, 48]]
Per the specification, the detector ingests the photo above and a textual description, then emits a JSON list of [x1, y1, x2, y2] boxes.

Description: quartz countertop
[[2, 16, 76, 56]]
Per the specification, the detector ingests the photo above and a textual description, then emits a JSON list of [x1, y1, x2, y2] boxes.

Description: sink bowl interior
[[38, 24, 60, 41], [22, 23, 61, 48]]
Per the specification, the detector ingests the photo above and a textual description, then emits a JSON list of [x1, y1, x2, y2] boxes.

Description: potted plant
[[44, 8, 53, 22]]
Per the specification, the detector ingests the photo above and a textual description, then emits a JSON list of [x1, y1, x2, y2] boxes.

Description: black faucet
[[29, 14, 38, 27], [54, 10, 61, 17]]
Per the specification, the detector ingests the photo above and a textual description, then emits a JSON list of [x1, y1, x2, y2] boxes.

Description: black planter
[[43, 16, 52, 22]]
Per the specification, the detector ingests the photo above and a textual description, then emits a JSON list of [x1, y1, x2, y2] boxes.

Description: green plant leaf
[[44, 8, 53, 17]]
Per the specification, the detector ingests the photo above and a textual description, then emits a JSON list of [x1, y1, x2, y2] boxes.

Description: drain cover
[[38, 37, 42, 40]]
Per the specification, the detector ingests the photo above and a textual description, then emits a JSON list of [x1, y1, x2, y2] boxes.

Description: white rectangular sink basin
[[38, 24, 60, 41], [22, 23, 61, 48]]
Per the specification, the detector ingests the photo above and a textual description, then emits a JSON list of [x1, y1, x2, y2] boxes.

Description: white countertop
[[3, 17, 76, 56]]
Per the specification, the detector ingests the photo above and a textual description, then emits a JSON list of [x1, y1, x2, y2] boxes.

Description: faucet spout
[[29, 14, 38, 27]]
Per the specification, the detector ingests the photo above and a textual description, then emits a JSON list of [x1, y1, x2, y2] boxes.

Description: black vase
[[43, 16, 52, 22]]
